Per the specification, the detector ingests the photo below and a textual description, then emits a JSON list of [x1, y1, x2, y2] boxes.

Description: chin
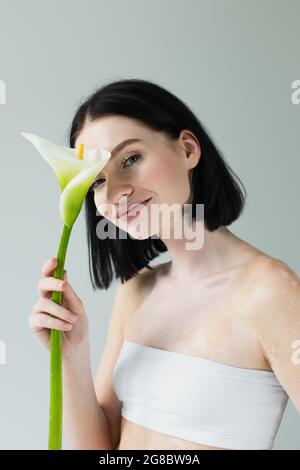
[[122, 220, 158, 240]]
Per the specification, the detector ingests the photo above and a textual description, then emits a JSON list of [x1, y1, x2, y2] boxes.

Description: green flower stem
[[48, 223, 72, 450]]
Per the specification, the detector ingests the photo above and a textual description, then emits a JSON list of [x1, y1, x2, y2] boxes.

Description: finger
[[30, 312, 73, 331], [38, 276, 66, 299], [41, 258, 57, 277], [33, 298, 78, 324], [28, 313, 51, 346], [58, 277, 83, 313]]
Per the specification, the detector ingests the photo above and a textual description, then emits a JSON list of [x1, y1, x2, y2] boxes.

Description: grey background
[[0, 0, 299, 450]]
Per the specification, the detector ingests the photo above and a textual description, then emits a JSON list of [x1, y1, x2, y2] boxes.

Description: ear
[[178, 129, 201, 170]]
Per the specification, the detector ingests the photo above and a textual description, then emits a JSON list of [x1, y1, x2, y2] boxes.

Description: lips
[[117, 197, 152, 219]]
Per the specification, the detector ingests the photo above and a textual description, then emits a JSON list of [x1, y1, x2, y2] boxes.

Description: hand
[[29, 257, 89, 358]]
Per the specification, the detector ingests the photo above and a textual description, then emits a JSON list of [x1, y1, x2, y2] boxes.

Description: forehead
[[74, 115, 151, 152]]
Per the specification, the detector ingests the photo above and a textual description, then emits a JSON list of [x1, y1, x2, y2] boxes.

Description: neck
[[158, 217, 249, 280]]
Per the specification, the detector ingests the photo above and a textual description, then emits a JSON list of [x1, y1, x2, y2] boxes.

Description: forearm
[[62, 340, 112, 450]]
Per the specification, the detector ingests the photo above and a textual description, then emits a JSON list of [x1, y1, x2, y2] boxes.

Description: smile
[[119, 197, 152, 222]]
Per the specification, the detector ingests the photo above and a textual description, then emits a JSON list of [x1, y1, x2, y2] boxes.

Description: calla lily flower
[[21, 132, 111, 228], [21, 132, 111, 450]]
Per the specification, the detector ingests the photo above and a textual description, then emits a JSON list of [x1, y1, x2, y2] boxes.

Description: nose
[[104, 184, 133, 218], [107, 186, 132, 204]]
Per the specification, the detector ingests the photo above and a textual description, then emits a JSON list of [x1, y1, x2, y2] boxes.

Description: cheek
[[148, 160, 190, 200], [145, 157, 176, 185], [94, 194, 110, 218], [144, 165, 164, 182]]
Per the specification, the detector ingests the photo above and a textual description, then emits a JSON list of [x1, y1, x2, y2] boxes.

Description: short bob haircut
[[69, 78, 246, 290]]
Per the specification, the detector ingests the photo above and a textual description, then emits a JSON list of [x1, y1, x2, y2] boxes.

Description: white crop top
[[113, 340, 288, 450]]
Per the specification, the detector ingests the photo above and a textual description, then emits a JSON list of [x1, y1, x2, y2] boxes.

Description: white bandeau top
[[113, 340, 288, 450]]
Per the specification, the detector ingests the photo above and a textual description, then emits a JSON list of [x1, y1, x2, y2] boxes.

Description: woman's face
[[75, 115, 200, 240]]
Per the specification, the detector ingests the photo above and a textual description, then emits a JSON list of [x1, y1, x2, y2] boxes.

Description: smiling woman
[[57, 78, 300, 451], [69, 78, 247, 290]]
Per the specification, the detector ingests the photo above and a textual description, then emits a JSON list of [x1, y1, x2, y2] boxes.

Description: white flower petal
[[21, 131, 112, 228], [59, 157, 110, 227], [21, 132, 85, 191], [83, 148, 111, 165]]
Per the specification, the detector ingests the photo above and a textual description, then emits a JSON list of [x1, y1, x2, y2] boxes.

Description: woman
[[29, 78, 300, 450]]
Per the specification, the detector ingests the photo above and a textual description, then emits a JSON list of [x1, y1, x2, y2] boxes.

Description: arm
[[63, 266, 148, 450], [252, 257, 300, 414], [31, 256, 114, 450], [62, 339, 113, 449], [93, 270, 147, 450]]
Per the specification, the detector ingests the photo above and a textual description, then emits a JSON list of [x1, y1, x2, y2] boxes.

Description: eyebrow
[[110, 138, 143, 158]]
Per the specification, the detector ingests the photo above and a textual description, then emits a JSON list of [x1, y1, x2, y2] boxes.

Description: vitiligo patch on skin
[[125, 259, 273, 369], [210, 318, 265, 368], [270, 260, 300, 291]]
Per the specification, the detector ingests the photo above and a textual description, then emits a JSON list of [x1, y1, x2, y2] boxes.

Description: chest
[[123, 268, 271, 371]]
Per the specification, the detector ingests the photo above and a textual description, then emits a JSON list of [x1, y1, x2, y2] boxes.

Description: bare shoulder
[[242, 253, 300, 322], [242, 255, 300, 403], [245, 253, 300, 296]]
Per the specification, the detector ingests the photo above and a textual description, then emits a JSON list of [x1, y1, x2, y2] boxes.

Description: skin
[[29, 114, 300, 450]]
